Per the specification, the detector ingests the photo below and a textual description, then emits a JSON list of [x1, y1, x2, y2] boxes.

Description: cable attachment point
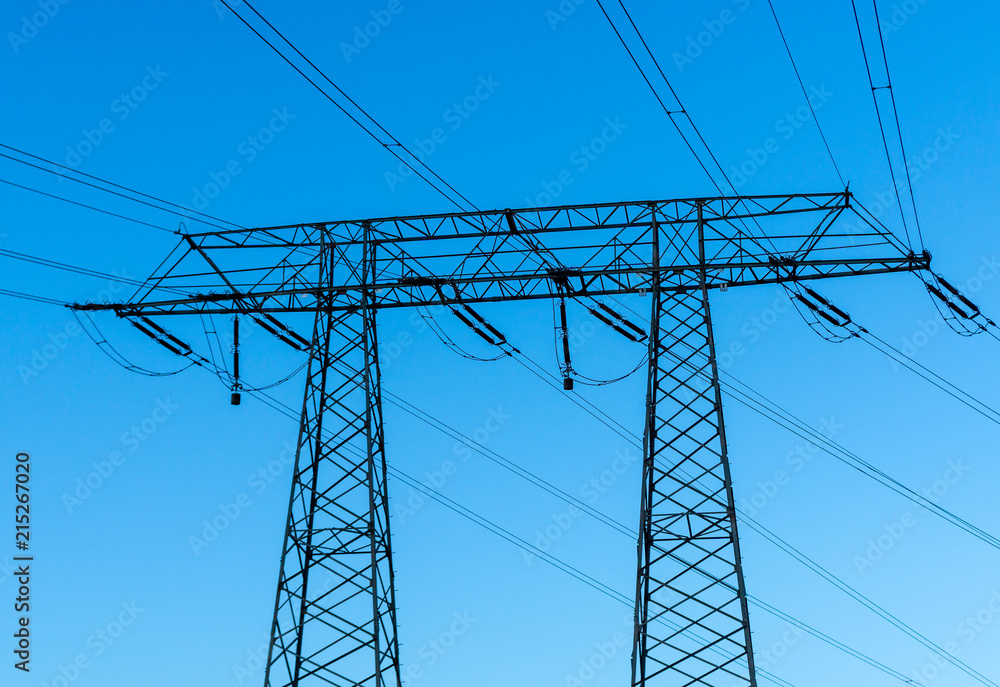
[[920, 271, 997, 338], [588, 301, 647, 343], [251, 313, 311, 351], [784, 283, 857, 343], [231, 315, 241, 405], [420, 284, 510, 362]]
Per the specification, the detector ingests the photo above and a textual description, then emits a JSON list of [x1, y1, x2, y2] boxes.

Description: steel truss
[[73, 193, 929, 686], [264, 232, 400, 686], [632, 204, 755, 686]]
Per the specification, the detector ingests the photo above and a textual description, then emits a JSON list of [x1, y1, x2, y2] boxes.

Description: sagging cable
[[786, 284, 1000, 427], [128, 316, 204, 361], [424, 283, 512, 360], [445, 283, 509, 345], [920, 271, 998, 339], [784, 283, 859, 343]]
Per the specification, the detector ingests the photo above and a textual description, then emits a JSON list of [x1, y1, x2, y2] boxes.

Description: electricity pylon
[[74, 192, 929, 686]]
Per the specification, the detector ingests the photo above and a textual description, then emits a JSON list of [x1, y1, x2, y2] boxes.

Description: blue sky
[[2, 1, 1000, 686]]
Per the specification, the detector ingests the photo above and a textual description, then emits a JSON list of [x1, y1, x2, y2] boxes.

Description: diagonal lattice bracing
[[79, 193, 925, 318], [265, 233, 400, 687], [633, 204, 755, 686], [69, 194, 930, 687]]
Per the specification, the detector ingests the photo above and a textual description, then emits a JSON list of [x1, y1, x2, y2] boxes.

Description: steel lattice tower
[[74, 192, 929, 686]]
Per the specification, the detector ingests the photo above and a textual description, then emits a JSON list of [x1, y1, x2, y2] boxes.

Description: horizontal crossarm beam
[[71, 192, 928, 316]]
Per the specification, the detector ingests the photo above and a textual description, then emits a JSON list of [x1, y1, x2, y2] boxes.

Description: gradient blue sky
[[2, 1, 1000, 686]]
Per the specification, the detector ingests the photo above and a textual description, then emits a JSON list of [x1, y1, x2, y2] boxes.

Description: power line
[[0, 176, 174, 234], [849, 0, 916, 251], [217, 0, 478, 213], [0, 144, 244, 231], [0, 248, 149, 288], [590, 0, 781, 256], [748, 596, 912, 684], [0, 247, 209, 299], [238, 0, 479, 212], [78, 300, 958, 684], [591, 0, 728, 195], [869, 0, 924, 249], [740, 516, 998, 687], [612, 295, 1000, 552], [0, 287, 68, 306], [73, 310, 198, 377], [859, 329, 1000, 427], [765, 0, 845, 186]]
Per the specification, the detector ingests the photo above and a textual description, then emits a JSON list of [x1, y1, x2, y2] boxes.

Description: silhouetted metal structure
[[75, 192, 928, 687]]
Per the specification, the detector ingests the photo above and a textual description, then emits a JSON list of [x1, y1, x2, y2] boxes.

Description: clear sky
[[2, 1, 1000, 686]]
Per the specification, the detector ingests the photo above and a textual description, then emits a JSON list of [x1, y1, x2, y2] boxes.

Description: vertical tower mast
[[632, 202, 756, 686], [264, 227, 401, 687], [70, 193, 926, 687]]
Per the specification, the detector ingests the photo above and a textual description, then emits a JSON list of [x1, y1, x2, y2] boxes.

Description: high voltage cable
[[721, 371, 1000, 550], [0, 247, 218, 297], [654, 328, 1000, 551], [0, 145, 243, 231], [869, 0, 924, 249], [858, 329, 1000, 426], [765, 0, 845, 186], [383, 390, 633, 538], [740, 516, 998, 687], [0, 288, 68, 306], [79, 311, 309, 391], [849, 0, 917, 251], [591, 0, 779, 255], [217, 0, 477, 213], [237, 0, 478, 213], [591, 0, 721, 192], [210, 357, 908, 687], [0, 177, 173, 233], [77, 307, 957, 684], [1, 248, 151, 288], [592, 0, 730, 196], [73, 310, 198, 377], [610, 296, 1000, 552], [748, 596, 912, 684], [195, 357, 809, 687]]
